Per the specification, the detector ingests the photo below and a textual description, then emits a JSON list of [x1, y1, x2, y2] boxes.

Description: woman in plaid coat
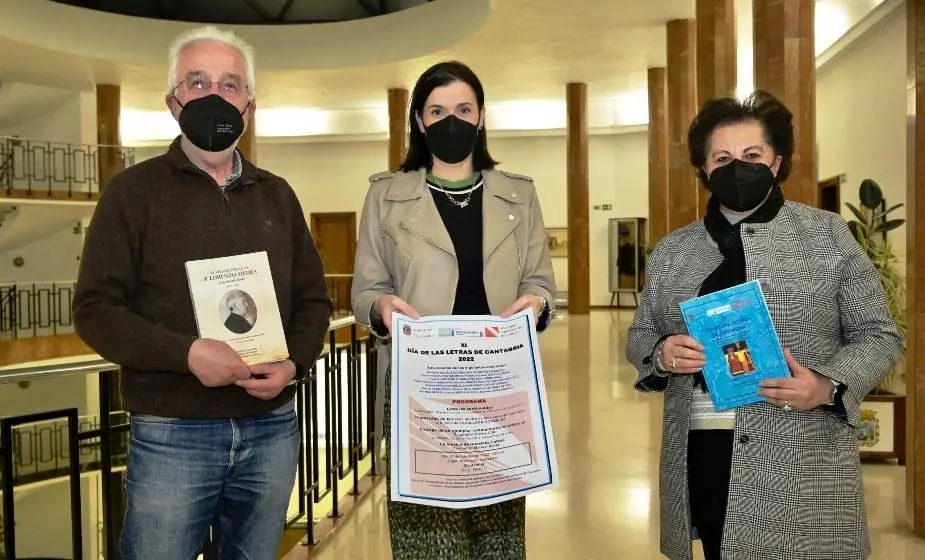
[[627, 91, 903, 560]]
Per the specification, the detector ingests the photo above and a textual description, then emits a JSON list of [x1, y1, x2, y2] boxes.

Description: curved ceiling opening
[[48, 0, 433, 25], [0, 0, 490, 71]]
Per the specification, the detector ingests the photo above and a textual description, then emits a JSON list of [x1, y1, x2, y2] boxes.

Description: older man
[[73, 26, 332, 559]]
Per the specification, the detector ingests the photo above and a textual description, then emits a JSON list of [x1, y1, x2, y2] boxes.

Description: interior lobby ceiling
[[46, 0, 432, 24], [0, 0, 897, 118], [0, 0, 679, 111]]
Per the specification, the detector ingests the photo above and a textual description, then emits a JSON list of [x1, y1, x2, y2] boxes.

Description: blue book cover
[[679, 280, 790, 411]]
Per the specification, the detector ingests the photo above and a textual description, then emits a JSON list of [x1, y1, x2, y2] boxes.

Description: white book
[[184, 251, 289, 365]]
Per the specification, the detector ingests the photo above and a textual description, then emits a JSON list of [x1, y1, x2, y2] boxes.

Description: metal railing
[[0, 136, 135, 199], [0, 315, 383, 559], [0, 275, 352, 340], [0, 282, 76, 339]]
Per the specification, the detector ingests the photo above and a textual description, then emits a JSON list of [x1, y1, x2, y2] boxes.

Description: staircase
[[0, 204, 90, 255]]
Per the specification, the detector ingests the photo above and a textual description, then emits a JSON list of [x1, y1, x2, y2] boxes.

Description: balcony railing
[[0, 276, 351, 341], [0, 282, 76, 340], [0, 315, 383, 559], [0, 136, 135, 200]]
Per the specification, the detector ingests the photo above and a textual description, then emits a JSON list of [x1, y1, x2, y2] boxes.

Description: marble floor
[[303, 310, 925, 559]]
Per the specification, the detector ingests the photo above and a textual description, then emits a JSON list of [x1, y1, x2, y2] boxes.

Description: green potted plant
[[844, 178, 907, 464]]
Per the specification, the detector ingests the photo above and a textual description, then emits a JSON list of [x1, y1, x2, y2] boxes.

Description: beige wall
[[816, 8, 907, 272], [0, 224, 83, 282], [0, 91, 97, 145]]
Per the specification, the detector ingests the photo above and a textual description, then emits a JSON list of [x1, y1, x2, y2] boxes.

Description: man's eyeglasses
[[175, 73, 247, 99]]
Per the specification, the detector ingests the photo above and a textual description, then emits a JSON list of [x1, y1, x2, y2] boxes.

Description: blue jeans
[[120, 401, 300, 560]]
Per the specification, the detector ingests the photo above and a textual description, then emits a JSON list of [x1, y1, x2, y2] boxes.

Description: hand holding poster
[[390, 309, 559, 509]]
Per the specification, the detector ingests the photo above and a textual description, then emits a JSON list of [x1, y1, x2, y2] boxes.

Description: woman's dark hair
[[399, 60, 499, 172], [687, 90, 794, 184]]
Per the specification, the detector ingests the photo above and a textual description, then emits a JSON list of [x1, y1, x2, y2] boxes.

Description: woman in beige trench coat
[[351, 60, 556, 560]]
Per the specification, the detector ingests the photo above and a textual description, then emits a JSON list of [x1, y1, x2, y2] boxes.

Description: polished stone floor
[[305, 311, 925, 559]]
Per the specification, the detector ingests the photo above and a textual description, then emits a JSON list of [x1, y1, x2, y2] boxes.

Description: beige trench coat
[[352, 168, 555, 332], [351, 168, 557, 443]]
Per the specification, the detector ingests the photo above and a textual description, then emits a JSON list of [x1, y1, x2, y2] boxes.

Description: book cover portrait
[[185, 251, 289, 365], [220, 289, 258, 334]]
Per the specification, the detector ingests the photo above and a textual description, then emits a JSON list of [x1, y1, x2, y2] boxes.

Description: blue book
[[679, 280, 790, 411]]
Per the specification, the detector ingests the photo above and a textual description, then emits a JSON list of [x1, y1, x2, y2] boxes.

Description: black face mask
[[424, 115, 479, 164], [706, 159, 776, 212], [177, 94, 248, 152]]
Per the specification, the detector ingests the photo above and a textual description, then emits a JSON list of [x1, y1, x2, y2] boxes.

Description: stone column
[[566, 82, 590, 314], [753, 0, 816, 206], [388, 88, 409, 171], [906, 0, 925, 537], [697, 0, 737, 101], [696, 0, 736, 216], [666, 19, 699, 231], [238, 111, 257, 163], [647, 67, 669, 245], [95, 84, 122, 195]]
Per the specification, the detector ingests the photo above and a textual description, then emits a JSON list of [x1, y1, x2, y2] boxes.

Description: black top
[[427, 172, 490, 315]]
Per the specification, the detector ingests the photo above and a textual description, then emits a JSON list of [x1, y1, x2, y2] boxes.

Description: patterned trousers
[[383, 367, 527, 560]]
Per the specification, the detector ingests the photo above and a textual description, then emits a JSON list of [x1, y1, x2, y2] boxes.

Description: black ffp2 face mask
[[177, 94, 248, 152], [424, 115, 479, 164], [706, 159, 776, 212]]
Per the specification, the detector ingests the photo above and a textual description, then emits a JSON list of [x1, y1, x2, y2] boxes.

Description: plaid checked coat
[[626, 201, 903, 560]]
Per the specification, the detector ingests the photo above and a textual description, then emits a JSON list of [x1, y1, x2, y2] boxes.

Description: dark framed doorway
[[818, 174, 844, 213]]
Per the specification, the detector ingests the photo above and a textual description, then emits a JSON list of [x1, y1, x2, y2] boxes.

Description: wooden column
[[666, 19, 699, 231], [753, 0, 816, 206], [566, 82, 590, 315], [388, 88, 409, 171], [95, 84, 122, 193], [238, 111, 257, 163], [697, 0, 736, 217], [647, 67, 669, 245], [697, 0, 736, 101], [906, 0, 925, 537]]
